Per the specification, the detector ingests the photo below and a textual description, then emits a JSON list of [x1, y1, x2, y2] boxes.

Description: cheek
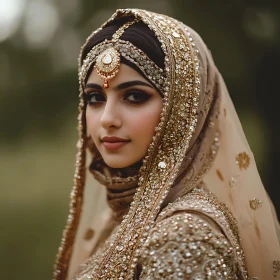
[[86, 108, 99, 136], [129, 105, 162, 143]]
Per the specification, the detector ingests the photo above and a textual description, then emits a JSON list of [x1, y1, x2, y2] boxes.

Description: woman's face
[[85, 63, 163, 168]]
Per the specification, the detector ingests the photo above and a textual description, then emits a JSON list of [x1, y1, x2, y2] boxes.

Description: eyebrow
[[85, 80, 154, 92]]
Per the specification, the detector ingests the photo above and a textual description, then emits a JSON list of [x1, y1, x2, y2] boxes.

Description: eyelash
[[83, 90, 152, 106]]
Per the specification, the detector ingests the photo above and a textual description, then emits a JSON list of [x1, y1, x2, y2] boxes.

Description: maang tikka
[[94, 19, 138, 88]]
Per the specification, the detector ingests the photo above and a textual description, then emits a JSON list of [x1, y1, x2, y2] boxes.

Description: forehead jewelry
[[94, 19, 138, 88]]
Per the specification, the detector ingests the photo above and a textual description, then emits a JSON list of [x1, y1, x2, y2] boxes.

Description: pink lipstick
[[101, 136, 130, 151]]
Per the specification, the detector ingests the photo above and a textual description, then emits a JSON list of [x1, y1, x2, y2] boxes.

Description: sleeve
[[139, 212, 241, 279]]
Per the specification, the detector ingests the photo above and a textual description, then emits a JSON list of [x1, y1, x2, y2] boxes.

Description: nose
[[100, 99, 122, 129]]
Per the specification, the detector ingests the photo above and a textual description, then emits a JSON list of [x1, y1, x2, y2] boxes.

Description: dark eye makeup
[[83, 89, 152, 106], [83, 92, 105, 105], [123, 90, 152, 104]]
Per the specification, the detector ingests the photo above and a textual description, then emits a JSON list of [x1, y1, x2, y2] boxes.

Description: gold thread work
[[236, 152, 250, 171], [249, 198, 262, 210]]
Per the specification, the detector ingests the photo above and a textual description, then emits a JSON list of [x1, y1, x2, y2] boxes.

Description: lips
[[101, 136, 129, 143], [101, 136, 130, 151]]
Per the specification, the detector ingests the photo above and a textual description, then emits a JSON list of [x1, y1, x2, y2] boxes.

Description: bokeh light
[[0, 0, 25, 42]]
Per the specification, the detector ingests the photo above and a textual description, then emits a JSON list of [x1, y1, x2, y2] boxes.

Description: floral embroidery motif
[[273, 260, 280, 277], [158, 186, 248, 278], [140, 213, 241, 279], [74, 186, 249, 279], [236, 152, 250, 170], [249, 198, 262, 210]]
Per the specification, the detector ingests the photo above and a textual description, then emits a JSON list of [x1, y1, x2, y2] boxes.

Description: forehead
[[86, 63, 152, 86]]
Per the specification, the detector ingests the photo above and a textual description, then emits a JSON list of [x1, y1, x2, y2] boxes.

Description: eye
[[84, 92, 106, 106], [124, 90, 151, 104]]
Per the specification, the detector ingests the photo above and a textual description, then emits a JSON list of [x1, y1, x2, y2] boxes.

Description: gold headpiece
[[94, 19, 138, 88], [79, 19, 165, 92], [95, 47, 120, 88]]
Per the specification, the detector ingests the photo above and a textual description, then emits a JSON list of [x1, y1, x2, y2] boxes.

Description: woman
[[53, 9, 280, 279]]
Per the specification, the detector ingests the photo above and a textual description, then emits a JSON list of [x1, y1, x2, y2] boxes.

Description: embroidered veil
[[53, 9, 280, 279]]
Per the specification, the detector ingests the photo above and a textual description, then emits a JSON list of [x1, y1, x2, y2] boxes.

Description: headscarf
[[53, 9, 280, 279]]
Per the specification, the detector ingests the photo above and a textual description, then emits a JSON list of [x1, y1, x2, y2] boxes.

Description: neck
[[90, 162, 140, 221]]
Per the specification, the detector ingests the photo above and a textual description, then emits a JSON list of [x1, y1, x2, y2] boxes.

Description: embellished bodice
[[73, 186, 248, 279]]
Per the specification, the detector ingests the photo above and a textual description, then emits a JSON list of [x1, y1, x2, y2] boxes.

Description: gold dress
[[53, 9, 280, 280], [73, 176, 246, 279]]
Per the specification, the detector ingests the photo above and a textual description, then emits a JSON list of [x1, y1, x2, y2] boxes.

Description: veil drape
[[67, 154, 110, 279], [189, 23, 280, 278], [204, 69, 280, 278]]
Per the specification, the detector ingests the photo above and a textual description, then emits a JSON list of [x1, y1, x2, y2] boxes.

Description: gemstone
[[102, 54, 112, 64], [158, 161, 167, 169]]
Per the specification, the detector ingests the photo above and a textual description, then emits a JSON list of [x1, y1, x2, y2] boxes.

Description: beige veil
[[54, 9, 280, 280]]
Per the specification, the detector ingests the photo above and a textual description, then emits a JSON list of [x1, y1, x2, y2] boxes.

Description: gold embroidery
[[180, 132, 221, 196], [158, 186, 248, 278], [74, 187, 248, 279], [236, 152, 250, 170], [249, 198, 262, 210], [216, 169, 224, 181], [273, 260, 280, 277], [140, 213, 241, 279]]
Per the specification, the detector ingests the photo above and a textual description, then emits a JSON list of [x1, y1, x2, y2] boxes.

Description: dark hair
[[81, 19, 165, 84]]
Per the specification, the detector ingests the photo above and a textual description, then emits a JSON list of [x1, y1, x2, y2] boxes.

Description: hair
[[81, 19, 165, 86]]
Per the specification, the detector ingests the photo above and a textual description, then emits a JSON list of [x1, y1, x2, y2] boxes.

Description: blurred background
[[0, 0, 279, 279]]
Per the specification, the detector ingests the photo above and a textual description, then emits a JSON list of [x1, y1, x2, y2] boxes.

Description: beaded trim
[[158, 186, 248, 279]]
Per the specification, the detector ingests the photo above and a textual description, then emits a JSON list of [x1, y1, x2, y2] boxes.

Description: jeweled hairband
[[79, 20, 166, 92]]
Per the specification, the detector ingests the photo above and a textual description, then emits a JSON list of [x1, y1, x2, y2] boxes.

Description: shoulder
[[139, 211, 243, 279]]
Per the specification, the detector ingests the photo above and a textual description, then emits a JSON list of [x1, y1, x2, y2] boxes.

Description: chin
[[103, 158, 134, 169], [102, 153, 144, 169]]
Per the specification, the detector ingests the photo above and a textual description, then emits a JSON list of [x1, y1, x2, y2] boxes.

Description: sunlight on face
[[84, 64, 163, 168]]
